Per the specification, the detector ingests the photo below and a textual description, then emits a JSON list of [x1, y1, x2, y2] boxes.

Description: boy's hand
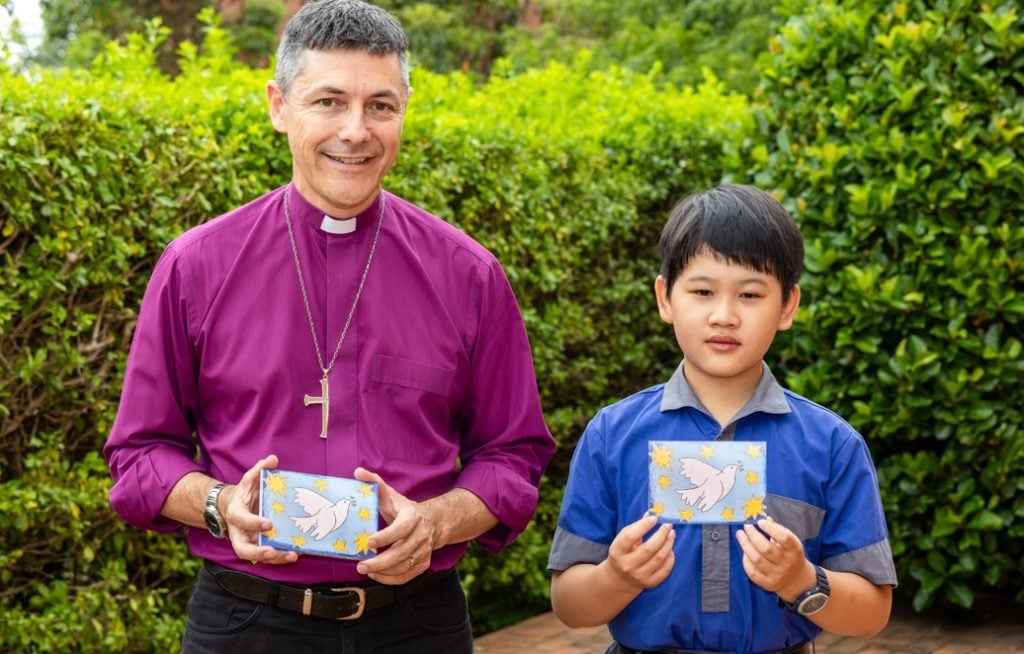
[[603, 513, 675, 591], [736, 517, 815, 601]]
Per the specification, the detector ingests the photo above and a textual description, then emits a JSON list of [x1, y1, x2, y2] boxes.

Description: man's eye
[[317, 98, 337, 107], [370, 102, 395, 113]]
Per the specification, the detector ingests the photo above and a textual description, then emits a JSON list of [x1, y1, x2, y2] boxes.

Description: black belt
[[207, 561, 454, 621], [616, 642, 811, 654]]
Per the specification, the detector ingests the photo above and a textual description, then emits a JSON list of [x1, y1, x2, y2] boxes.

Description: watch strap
[[780, 564, 829, 611]]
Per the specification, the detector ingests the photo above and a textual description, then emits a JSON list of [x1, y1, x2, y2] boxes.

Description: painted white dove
[[675, 458, 740, 512], [289, 488, 351, 541]]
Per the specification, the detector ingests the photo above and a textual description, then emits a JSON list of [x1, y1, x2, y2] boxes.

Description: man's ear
[[655, 275, 673, 324], [778, 284, 801, 331], [267, 80, 288, 134]]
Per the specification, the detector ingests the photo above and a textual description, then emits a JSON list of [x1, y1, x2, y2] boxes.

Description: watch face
[[798, 592, 829, 615], [204, 511, 224, 538]]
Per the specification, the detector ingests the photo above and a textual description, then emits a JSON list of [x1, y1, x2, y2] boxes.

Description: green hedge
[[0, 19, 749, 650], [738, 0, 1024, 610]]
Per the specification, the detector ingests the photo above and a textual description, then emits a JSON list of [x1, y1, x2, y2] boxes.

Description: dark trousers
[[181, 566, 473, 654]]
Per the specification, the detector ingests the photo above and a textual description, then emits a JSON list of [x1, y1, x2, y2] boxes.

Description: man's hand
[[353, 467, 436, 585], [735, 517, 814, 602], [221, 454, 299, 566], [602, 513, 675, 592]]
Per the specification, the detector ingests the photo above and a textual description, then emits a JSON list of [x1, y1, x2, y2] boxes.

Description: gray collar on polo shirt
[[660, 360, 791, 429]]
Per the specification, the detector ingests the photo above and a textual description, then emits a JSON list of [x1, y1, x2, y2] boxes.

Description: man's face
[[268, 48, 409, 217]]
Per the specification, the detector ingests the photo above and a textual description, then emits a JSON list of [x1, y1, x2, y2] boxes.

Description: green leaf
[[967, 511, 1003, 531]]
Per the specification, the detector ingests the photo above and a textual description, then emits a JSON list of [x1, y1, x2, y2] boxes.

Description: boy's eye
[[740, 292, 762, 299], [692, 289, 713, 297]]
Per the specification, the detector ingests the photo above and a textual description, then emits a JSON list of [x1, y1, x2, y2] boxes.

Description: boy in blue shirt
[[548, 184, 897, 653]]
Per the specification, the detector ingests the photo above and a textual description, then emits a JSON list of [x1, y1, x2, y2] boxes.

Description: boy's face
[[655, 250, 800, 394]]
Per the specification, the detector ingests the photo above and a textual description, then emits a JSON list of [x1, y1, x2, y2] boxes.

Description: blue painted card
[[648, 441, 767, 524], [258, 469, 379, 560]]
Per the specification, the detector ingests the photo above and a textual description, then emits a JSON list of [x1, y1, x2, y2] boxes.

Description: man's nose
[[336, 109, 371, 143]]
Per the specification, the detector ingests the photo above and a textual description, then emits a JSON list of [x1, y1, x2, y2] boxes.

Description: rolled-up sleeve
[[453, 260, 554, 552], [103, 246, 203, 532]]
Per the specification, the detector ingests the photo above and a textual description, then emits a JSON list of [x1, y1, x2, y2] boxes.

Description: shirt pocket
[[368, 354, 458, 465], [766, 493, 825, 541], [371, 354, 454, 396]]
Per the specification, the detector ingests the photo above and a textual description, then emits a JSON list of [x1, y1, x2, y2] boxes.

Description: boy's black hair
[[659, 183, 804, 303]]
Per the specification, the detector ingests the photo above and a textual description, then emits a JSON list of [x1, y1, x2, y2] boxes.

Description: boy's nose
[[708, 300, 739, 326]]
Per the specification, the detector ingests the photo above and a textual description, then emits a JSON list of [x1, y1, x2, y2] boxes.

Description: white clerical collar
[[319, 214, 357, 234]]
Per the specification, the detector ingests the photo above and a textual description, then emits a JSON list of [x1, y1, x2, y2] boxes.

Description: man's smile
[[324, 153, 372, 164]]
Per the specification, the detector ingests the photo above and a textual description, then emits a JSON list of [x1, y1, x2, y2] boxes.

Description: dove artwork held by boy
[[648, 440, 766, 522]]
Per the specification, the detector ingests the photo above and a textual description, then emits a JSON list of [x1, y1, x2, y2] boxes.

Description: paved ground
[[474, 594, 1024, 653]]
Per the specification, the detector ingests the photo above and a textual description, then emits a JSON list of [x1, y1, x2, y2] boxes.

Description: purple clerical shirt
[[104, 184, 554, 583]]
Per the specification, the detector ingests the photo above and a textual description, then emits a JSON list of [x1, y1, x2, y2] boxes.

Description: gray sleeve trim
[[547, 527, 610, 571], [823, 539, 899, 587]]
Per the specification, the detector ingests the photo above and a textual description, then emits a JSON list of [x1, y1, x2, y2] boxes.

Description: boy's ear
[[778, 284, 801, 331], [654, 275, 673, 324]]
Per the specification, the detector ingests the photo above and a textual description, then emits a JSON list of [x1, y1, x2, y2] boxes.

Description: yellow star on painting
[[333, 539, 348, 553], [678, 508, 694, 522], [650, 502, 665, 516], [700, 445, 715, 460], [743, 495, 767, 520], [746, 444, 763, 459], [358, 484, 374, 497], [745, 471, 760, 485], [271, 500, 285, 514], [657, 474, 672, 489], [262, 527, 276, 539], [265, 473, 288, 496], [292, 535, 307, 549], [314, 479, 328, 492], [650, 445, 673, 469], [355, 531, 372, 555], [358, 507, 371, 521], [721, 507, 736, 520]]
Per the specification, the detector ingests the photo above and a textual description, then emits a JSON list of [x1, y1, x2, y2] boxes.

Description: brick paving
[[474, 594, 1024, 654]]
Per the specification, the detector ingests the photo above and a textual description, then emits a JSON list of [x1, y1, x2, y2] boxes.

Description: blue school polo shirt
[[548, 362, 897, 653]]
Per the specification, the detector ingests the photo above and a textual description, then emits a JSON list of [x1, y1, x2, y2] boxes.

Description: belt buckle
[[329, 586, 367, 620], [300, 587, 367, 620]]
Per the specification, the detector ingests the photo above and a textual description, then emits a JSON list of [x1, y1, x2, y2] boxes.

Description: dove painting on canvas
[[258, 469, 379, 560], [648, 440, 767, 524]]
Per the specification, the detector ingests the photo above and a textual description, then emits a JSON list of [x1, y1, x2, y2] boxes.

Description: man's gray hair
[[275, 0, 410, 97]]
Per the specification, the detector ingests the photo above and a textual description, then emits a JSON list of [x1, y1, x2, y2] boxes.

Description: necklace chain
[[283, 185, 386, 377]]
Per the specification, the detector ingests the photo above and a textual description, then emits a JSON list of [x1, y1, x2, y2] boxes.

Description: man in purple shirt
[[103, 1, 554, 651]]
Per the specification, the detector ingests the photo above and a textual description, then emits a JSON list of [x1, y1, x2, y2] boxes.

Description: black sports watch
[[782, 564, 830, 616], [203, 483, 228, 539]]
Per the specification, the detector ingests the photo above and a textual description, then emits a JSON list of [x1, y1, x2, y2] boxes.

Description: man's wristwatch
[[781, 564, 830, 615], [204, 483, 228, 539]]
